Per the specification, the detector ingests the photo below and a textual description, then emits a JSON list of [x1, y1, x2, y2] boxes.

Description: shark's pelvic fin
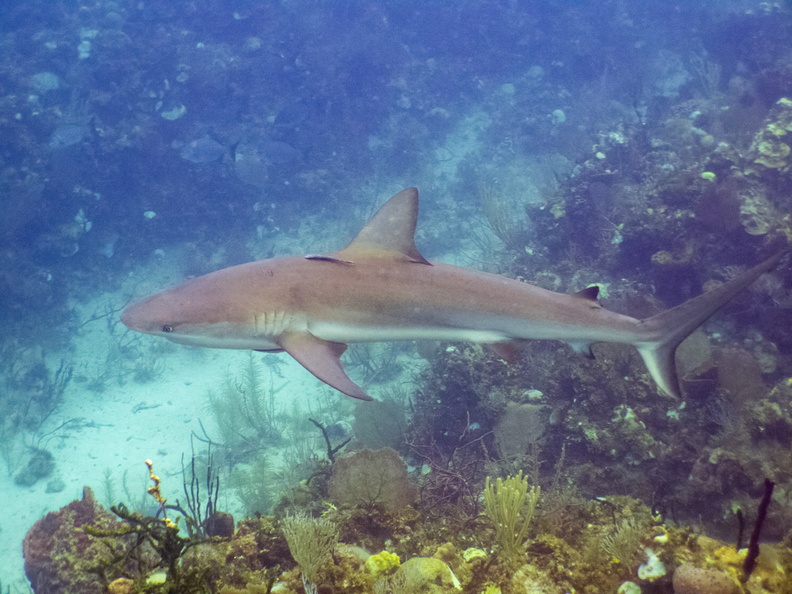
[[331, 187, 432, 265], [636, 251, 785, 397], [278, 332, 372, 401]]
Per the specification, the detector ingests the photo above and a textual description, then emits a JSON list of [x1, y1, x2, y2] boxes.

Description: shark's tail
[[634, 251, 785, 397]]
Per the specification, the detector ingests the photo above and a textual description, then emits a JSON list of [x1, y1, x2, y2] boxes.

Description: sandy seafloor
[[0, 243, 433, 592], [0, 282, 296, 590], [2, 329, 280, 590], [0, 314, 371, 591], [0, 121, 509, 590]]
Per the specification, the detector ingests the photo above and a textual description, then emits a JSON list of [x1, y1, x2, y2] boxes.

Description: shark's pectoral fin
[[278, 332, 372, 401]]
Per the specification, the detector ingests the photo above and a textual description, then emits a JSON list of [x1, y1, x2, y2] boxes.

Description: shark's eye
[[162, 325, 174, 333]]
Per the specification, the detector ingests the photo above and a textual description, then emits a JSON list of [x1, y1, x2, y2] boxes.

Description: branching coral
[[280, 514, 338, 593], [483, 471, 541, 568]]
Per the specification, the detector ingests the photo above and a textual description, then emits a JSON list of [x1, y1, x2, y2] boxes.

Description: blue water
[[1, 0, 791, 590]]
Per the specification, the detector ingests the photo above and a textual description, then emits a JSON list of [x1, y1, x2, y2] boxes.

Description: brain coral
[[672, 564, 738, 594]]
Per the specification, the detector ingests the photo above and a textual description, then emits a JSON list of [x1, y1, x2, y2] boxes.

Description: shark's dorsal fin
[[574, 286, 600, 304], [330, 187, 431, 265]]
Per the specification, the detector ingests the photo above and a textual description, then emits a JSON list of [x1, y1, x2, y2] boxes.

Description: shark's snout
[[121, 297, 165, 334], [121, 291, 197, 336], [120, 301, 143, 331]]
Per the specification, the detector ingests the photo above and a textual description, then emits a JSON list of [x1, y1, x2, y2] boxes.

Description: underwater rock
[[14, 448, 54, 487], [671, 563, 738, 594], [689, 447, 757, 497], [30, 72, 60, 93], [494, 402, 550, 459], [45, 478, 65, 493], [610, 405, 658, 462], [375, 557, 461, 592], [745, 377, 792, 445], [747, 97, 792, 172], [160, 104, 187, 120], [203, 511, 235, 538], [23, 487, 141, 594], [328, 448, 416, 513]]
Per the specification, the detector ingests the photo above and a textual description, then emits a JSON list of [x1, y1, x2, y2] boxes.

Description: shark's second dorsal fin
[[330, 187, 431, 265]]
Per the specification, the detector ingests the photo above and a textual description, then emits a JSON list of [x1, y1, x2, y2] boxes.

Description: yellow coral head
[[365, 550, 401, 578]]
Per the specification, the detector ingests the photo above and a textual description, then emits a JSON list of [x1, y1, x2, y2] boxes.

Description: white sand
[[0, 189, 449, 591], [0, 316, 329, 591], [0, 239, 404, 590]]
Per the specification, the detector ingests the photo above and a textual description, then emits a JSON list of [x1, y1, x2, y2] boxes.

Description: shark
[[121, 187, 784, 401]]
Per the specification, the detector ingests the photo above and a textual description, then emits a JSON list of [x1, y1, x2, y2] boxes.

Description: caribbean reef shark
[[122, 188, 784, 401]]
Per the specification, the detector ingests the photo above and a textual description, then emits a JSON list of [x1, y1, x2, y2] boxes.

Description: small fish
[[49, 122, 88, 149], [179, 135, 227, 163], [258, 140, 301, 164], [234, 135, 301, 187], [235, 137, 300, 166]]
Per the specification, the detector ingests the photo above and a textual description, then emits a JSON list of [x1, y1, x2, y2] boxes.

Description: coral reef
[[14, 447, 55, 487], [281, 514, 338, 593], [673, 563, 740, 594], [328, 448, 417, 514], [22, 482, 792, 593], [23, 487, 148, 594], [748, 98, 792, 173], [7, 2, 792, 592], [483, 471, 541, 569], [364, 550, 401, 579]]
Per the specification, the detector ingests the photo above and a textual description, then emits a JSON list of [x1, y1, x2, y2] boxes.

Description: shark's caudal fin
[[635, 251, 785, 397]]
